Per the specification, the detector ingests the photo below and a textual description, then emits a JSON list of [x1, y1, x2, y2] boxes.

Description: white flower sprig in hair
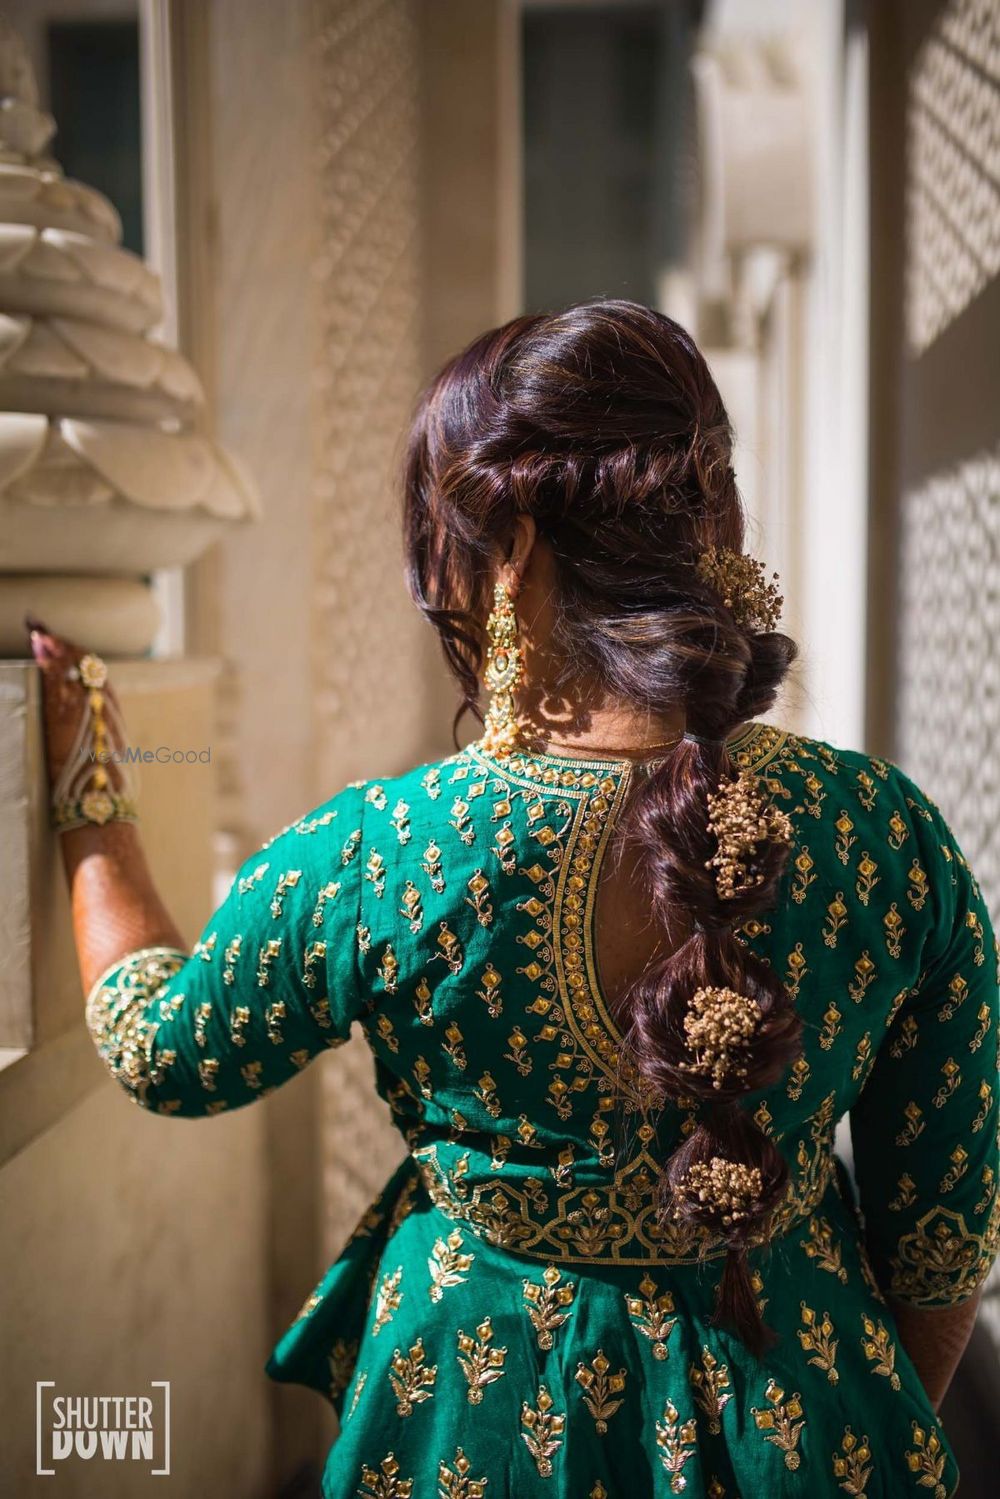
[[675, 1157, 764, 1230], [696, 546, 784, 634], [681, 985, 761, 1091], [705, 771, 793, 901]]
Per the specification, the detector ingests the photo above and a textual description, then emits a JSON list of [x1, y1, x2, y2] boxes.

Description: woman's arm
[[29, 622, 186, 992], [62, 821, 184, 995], [30, 622, 365, 1116], [888, 1293, 982, 1410], [850, 769, 999, 1409]]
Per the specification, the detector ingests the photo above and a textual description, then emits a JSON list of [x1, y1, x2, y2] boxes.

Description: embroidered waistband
[[413, 1144, 838, 1267]]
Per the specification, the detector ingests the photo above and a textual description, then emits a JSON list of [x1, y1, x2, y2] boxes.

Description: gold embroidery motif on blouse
[[832, 1427, 873, 1497], [625, 1274, 677, 1359], [357, 1454, 413, 1499], [751, 1379, 806, 1470], [85, 945, 189, 1106], [456, 1318, 507, 1403], [470, 721, 789, 1111], [904, 1421, 949, 1498], [859, 1315, 901, 1389], [371, 1267, 403, 1336], [388, 1339, 436, 1416], [656, 1400, 698, 1492], [575, 1350, 627, 1433], [437, 1449, 487, 1499], [889, 1197, 1000, 1306], [689, 1348, 732, 1432], [427, 1229, 473, 1301], [521, 1385, 566, 1478], [797, 1302, 840, 1383], [523, 1264, 575, 1348]]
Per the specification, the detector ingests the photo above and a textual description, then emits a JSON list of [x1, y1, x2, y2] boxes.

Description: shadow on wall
[[888, 0, 1000, 1490]]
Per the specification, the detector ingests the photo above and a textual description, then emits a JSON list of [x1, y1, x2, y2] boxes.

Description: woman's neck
[[529, 702, 689, 760]]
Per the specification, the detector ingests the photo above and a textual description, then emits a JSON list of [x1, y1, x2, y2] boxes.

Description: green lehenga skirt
[[268, 1157, 957, 1499]]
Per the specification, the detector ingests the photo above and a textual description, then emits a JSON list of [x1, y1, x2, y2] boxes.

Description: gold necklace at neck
[[540, 733, 684, 758]]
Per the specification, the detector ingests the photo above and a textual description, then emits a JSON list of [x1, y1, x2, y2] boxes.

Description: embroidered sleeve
[[85, 783, 366, 1115], [850, 782, 1000, 1306]]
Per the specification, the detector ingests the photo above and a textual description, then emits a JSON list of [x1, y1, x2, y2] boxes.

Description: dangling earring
[[481, 581, 525, 757]]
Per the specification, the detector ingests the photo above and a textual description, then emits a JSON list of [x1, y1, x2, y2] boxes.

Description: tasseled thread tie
[[705, 771, 793, 900], [675, 1157, 764, 1230], [681, 985, 761, 1090]]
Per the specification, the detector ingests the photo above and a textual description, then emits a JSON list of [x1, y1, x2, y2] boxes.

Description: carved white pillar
[[0, 22, 275, 1495], [686, 4, 873, 753], [0, 19, 257, 656]]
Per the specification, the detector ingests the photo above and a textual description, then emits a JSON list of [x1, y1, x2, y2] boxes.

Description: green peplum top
[[86, 722, 1000, 1499]]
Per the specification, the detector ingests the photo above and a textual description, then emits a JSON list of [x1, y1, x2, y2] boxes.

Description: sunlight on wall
[[906, 0, 1000, 355], [898, 0, 1000, 909], [898, 446, 1000, 904]]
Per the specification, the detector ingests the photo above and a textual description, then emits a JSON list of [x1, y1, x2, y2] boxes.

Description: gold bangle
[[53, 792, 139, 834]]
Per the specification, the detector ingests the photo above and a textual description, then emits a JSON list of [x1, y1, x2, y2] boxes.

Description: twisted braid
[[402, 299, 802, 1352]]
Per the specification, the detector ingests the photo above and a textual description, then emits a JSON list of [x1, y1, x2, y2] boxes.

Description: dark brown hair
[[403, 300, 801, 1353]]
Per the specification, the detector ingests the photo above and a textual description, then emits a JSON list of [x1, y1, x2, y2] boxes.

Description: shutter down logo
[[36, 1382, 170, 1475]]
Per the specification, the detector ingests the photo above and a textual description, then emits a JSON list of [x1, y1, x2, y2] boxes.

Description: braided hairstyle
[[403, 300, 802, 1353]]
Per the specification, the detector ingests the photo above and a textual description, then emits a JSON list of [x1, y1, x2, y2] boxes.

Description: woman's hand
[[26, 618, 129, 792], [26, 617, 184, 993]]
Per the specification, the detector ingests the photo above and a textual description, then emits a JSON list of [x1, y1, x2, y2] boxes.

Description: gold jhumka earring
[[481, 581, 525, 757]]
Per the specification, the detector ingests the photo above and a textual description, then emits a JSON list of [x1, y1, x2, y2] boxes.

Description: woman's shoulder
[[346, 748, 473, 812], [761, 724, 978, 909], [270, 727, 954, 874], [258, 750, 472, 859], [759, 723, 943, 824], [302, 729, 946, 834]]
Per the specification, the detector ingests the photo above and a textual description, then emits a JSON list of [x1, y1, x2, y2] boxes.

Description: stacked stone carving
[[0, 19, 258, 655], [309, 0, 432, 1258], [692, 36, 813, 287]]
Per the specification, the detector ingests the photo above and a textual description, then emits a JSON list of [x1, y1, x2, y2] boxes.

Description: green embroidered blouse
[[87, 722, 1000, 1499]]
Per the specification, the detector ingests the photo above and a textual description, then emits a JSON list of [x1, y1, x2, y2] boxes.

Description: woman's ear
[[501, 514, 537, 598]]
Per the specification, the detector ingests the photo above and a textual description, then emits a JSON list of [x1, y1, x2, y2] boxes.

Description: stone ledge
[[0, 657, 219, 1160]]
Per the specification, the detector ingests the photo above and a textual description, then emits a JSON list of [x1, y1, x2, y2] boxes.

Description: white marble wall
[[0, 1, 509, 1489], [0, 662, 273, 1498]]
